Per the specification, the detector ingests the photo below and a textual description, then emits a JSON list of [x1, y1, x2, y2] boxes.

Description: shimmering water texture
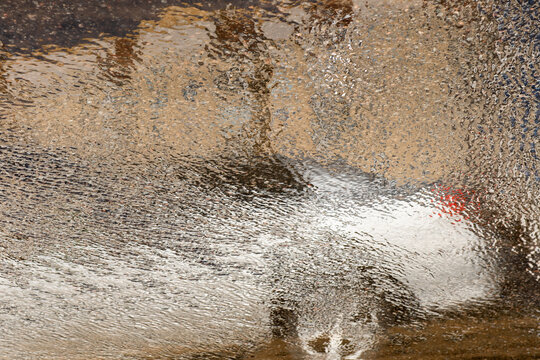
[[0, 0, 538, 359]]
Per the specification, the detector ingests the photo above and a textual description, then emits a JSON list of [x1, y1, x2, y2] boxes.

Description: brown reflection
[[305, 0, 354, 32], [303, 0, 355, 151], [249, 311, 540, 359], [366, 313, 540, 359], [206, 7, 275, 155], [0, 46, 10, 116], [269, 0, 468, 182], [199, 6, 309, 192], [96, 37, 141, 85], [0, 62, 8, 113]]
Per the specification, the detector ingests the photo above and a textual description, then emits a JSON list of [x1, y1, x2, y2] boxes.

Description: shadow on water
[[0, 0, 538, 359]]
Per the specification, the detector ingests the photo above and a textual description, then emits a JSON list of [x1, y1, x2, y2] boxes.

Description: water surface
[[0, 0, 538, 358]]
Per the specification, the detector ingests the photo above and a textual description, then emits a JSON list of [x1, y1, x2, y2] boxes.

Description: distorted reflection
[[0, 0, 538, 359], [209, 7, 275, 154], [0, 56, 8, 116], [97, 37, 141, 86]]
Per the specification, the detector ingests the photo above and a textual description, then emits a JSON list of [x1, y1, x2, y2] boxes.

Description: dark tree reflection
[[97, 37, 141, 86]]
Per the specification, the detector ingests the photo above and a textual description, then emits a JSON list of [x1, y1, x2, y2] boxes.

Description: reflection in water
[[208, 7, 275, 154], [0, 0, 538, 359], [0, 60, 8, 118], [204, 6, 305, 189], [97, 37, 141, 86]]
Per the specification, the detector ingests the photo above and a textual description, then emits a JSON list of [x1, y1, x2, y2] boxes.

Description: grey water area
[[0, 0, 539, 359], [0, 153, 505, 358]]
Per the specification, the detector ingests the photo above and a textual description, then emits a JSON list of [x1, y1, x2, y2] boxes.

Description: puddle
[[0, 0, 538, 358]]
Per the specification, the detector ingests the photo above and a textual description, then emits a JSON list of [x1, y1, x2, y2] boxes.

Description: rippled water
[[0, 0, 538, 359]]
